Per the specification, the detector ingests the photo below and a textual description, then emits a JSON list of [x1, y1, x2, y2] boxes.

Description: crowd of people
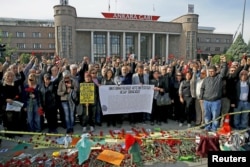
[[0, 53, 250, 137]]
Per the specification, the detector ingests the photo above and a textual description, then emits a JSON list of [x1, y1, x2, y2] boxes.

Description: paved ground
[[0, 119, 208, 166]]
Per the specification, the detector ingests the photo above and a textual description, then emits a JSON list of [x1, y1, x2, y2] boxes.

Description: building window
[[187, 18, 191, 22], [205, 38, 211, 42], [225, 39, 230, 43], [197, 37, 200, 42], [16, 32, 25, 38], [205, 47, 210, 51], [110, 34, 121, 56], [94, 33, 106, 62], [1, 31, 9, 38], [155, 35, 163, 60], [57, 26, 72, 58], [215, 38, 220, 43], [140, 35, 149, 60], [32, 32, 41, 38], [49, 43, 55, 49], [17, 43, 25, 49], [215, 47, 220, 51], [186, 31, 197, 59], [33, 43, 42, 49], [48, 32, 54, 38], [126, 34, 135, 56]]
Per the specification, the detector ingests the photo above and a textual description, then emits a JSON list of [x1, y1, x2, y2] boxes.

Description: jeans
[[204, 99, 221, 131], [234, 101, 250, 129], [27, 99, 40, 132], [61, 102, 74, 131]]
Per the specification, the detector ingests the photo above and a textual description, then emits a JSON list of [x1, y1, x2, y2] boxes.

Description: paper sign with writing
[[80, 83, 95, 104], [97, 150, 125, 166]]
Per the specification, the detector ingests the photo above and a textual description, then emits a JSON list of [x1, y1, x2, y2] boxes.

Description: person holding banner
[[131, 65, 150, 125], [114, 65, 133, 127], [150, 71, 165, 125], [101, 69, 117, 127], [81, 72, 97, 132]]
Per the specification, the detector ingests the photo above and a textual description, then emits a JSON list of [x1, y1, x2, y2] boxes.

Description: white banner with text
[[99, 85, 154, 115]]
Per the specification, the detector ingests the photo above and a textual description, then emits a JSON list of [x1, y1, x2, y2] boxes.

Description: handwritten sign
[[97, 150, 125, 166], [99, 85, 154, 115], [80, 83, 95, 104]]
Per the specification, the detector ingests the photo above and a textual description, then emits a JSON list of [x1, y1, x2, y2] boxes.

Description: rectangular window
[[110, 34, 121, 56], [1, 31, 9, 38], [215, 38, 220, 43], [205, 38, 211, 42], [225, 39, 230, 43], [33, 43, 42, 49], [186, 31, 197, 59], [16, 32, 25, 38], [57, 26, 72, 58], [32, 32, 41, 38], [49, 43, 55, 49], [48, 32, 54, 38], [215, 47, 220, 51], [17, 43, 25, 49], [205, 47, 210, 51], [94, 33, 106, 62], [197, 37, 200, 42]]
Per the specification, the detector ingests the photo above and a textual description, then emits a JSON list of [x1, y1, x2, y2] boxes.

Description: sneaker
[[187, 124, 191, 128], [82, 127, 86, 133], [90, 126, 95, 132], [179, 123, 183, 127]]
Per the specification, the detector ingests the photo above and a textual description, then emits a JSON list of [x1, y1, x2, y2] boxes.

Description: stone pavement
[[0, 119, 208, 166]]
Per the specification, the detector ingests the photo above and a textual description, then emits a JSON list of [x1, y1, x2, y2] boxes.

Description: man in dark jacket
[[200, 55, 227, 131]]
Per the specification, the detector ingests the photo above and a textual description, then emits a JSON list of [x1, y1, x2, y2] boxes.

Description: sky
[[0, 0, 249, 42]]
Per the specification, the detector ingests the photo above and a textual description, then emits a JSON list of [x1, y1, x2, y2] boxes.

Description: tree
[[226, 33, 248, 61], [212, 54, 233, 65], [0, 30, 17, 62], [19, 53, 31, 64]]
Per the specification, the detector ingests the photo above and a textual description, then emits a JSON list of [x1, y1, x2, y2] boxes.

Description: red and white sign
[[102, 12, 160, 21]]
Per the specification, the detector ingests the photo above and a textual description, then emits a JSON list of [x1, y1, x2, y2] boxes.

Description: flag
[[76, 134, 92, 165], [125, 134, 142, 165]]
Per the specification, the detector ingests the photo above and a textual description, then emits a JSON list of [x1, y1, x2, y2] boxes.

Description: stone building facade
[[0, 1, 233, 63]]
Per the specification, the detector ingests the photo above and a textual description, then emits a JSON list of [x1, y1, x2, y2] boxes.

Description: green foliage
[[19, 53, 31, 64], [0, 29, 17, 57], [247, 40, 250, 52], [211, 54, 233, 65], [211, 55, 220, 64], [226, 34, 248, 61]]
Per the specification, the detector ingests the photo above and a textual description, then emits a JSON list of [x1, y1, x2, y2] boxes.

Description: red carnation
[[25, 87, 35, 93], [38, 107, 44, 116]]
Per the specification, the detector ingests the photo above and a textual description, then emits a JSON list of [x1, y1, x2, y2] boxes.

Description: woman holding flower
[[0, 70, 25, 138], [23, 73, 41, 132]]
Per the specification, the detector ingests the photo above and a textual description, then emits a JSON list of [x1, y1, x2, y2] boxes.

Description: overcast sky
[[1, 0, 249, 42]]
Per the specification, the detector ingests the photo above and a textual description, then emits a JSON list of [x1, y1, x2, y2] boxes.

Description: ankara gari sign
[[102, 12, 160, 21]]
